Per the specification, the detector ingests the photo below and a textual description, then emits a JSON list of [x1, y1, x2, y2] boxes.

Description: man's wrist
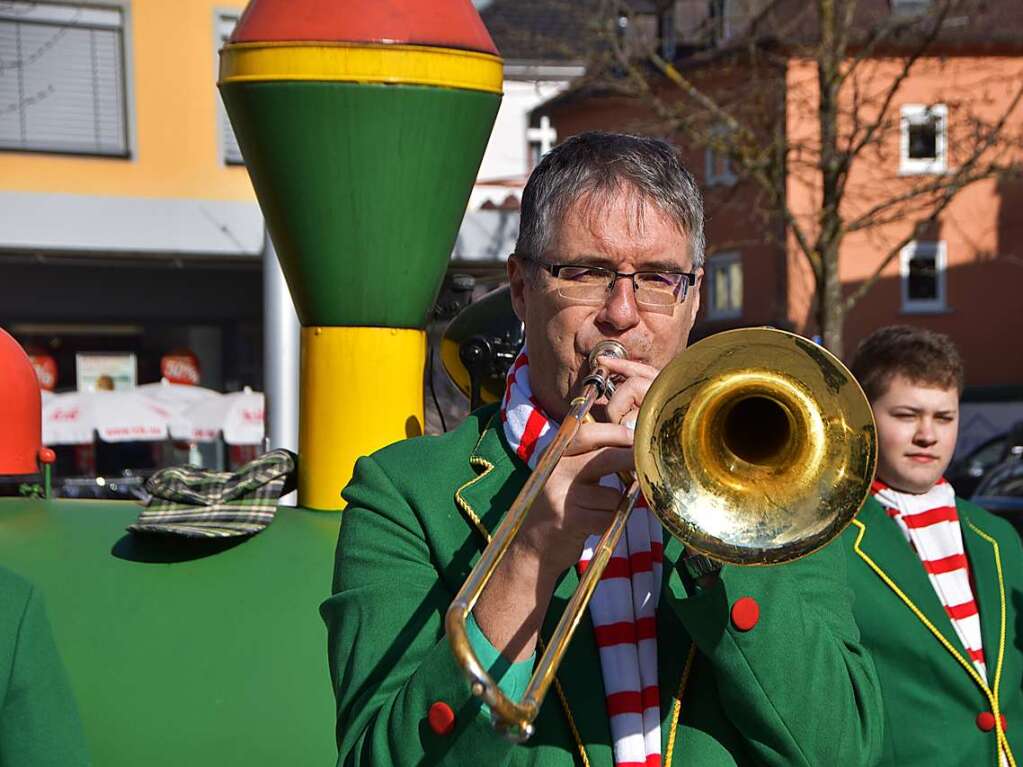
[[504, 537, 571, 588]]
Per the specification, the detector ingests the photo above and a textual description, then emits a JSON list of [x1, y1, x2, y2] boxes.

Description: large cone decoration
[[219, 1, 502, 509]]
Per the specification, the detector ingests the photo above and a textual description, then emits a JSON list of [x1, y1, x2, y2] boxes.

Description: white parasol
[[170, 386, 264, 445], [42, 390, 174, 444], [136, 379, 222, 415]]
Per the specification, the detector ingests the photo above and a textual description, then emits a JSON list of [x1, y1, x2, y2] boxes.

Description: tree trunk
[[818, 245, 845, 357], [816, 0, 844, 357]]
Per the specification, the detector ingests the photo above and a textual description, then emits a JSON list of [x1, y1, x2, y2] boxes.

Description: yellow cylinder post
[[299, 326, 426, 510]]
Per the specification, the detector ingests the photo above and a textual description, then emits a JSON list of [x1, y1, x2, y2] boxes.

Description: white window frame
[[900, 103, 947, 175], [706, 251, 743, 320], [526, 114, 557, 170], [704, 123, 736, 187], [705, 145, 736, 186], [900, 240, 947, 313], [0, 0, 133, 157], [215, 10, 243, 166]]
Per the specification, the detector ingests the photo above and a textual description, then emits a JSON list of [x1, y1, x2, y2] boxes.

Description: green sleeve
[[321, 454, 518, 767], [0, 583, 90, 767], [671, 540, 884, 766], [466, 613, 536, 718]]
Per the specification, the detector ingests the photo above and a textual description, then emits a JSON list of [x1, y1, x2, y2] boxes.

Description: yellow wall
[[0, 0, 255, 202]]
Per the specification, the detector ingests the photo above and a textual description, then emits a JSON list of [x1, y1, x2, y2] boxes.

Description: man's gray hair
[[515, 131, 706, 269]]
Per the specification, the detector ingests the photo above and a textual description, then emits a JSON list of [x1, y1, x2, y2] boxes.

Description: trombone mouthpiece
[[588, 340, 628, 369], [583, 341, 628, 399]]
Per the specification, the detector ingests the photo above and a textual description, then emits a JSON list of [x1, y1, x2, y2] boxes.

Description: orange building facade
[[538, 51, 1023, 392]]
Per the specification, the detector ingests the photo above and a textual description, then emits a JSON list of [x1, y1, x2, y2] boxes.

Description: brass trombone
[[445, 327, 877, 741]]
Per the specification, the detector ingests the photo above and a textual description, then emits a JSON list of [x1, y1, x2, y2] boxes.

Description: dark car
[[972, 449, 1023, 532], [950, 421, 1023, 497]]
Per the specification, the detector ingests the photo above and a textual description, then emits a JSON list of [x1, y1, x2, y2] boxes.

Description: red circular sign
[[161, 351, 200, 385], [30, 354, 58, 391]]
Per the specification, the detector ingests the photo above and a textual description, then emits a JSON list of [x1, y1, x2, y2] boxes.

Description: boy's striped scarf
[[501, 345, 664, 767], [872, 478, 987, 679]]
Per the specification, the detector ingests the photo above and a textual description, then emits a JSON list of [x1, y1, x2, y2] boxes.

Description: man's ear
[[507, 256, 528, 322]]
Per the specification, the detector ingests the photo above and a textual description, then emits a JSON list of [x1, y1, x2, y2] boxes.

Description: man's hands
[[516, 422, 634, 574], [472, 353, 662, 661], [506, 355, 662, 580], [599, 357, 660, 429]]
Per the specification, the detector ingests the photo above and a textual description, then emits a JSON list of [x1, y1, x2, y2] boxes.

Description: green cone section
[[220, 82, 500, 328]]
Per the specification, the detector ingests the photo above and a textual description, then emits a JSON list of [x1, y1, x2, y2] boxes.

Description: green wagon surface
[[0, 497, 340, 765]]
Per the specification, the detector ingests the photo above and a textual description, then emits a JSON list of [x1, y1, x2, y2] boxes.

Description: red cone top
[[231, 0, 499, 56]]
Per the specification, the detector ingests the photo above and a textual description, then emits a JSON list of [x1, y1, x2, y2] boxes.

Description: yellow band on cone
[[220, 42, 503, 94], [299, 326, 426, 511]]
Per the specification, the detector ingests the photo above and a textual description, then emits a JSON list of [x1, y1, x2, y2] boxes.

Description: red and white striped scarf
[[501, 345, 665, 767], [872, 478, 988, 679]]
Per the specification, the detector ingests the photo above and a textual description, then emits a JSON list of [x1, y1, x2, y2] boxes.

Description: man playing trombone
[[321, 131, 883, 766]]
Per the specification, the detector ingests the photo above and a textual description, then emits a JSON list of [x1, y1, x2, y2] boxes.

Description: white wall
[[468, 79, 570, 211]]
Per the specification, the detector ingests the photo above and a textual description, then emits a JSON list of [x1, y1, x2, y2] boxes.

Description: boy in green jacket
[[323, 132, 883, 767], [844, 325, 1022, 766]]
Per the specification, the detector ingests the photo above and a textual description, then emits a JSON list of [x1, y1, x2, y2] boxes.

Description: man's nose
[[597, 276, 641, 330]]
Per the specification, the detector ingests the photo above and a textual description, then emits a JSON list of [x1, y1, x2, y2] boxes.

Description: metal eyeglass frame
[[514, 253, 697, 305]]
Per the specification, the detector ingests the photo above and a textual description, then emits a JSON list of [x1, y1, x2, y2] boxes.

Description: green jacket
[[842, 495, 1023, 767], [0, 566, 90, 767], [322, 406, 883, 766]]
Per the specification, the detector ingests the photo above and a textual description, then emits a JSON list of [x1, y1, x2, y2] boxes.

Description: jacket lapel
[[959, 501, 1007, 691], [657, 534, 692, 755], [852, 497, 973, 666], [454, 413, 612, 749], [454, 410, 525, 544]]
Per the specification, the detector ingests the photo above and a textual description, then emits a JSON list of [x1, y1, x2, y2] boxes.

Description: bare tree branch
[[571, 0, 1023, 353]]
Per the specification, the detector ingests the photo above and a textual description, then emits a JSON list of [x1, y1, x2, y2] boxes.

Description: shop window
[[900, 104, 947, 175], [216, 12, 243, 166], [707, 251, 743, 319], [0, 2, 129, 156], [900, 240, 947, 313]]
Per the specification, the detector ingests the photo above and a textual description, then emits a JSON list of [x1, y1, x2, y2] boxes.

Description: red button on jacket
[[730, 596, 760, 632], [428, 701, 456, 736], [977, 712, 996, 732]]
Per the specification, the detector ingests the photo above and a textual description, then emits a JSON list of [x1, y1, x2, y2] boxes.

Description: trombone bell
[[635, 327, 877, 565]]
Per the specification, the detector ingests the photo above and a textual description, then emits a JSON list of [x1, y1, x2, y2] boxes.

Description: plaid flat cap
[[129, 449, 297, 538]]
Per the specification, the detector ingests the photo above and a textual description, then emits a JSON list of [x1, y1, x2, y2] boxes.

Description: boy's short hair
[[849, 325, 965, 402]]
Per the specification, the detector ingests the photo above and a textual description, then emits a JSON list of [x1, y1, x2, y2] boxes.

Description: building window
[[705, 125, 736, 186], [0, 2, 129, 156], [900, 240, 947, 313], [707, 251, 743, 319], [900, 104, 947, 175], [891, 0, 931, 17], [216, 13, 243, 166], [526, 114, 557, 170]]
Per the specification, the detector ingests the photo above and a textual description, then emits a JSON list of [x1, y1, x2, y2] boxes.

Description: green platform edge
[[220, 81, 501, 328], [0, 498, 340, 766]]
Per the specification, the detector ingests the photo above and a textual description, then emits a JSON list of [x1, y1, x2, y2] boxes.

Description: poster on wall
[[76, 353, 137, 392]]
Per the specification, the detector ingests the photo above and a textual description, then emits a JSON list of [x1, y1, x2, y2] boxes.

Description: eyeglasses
[[517, 254, 697, 307]]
